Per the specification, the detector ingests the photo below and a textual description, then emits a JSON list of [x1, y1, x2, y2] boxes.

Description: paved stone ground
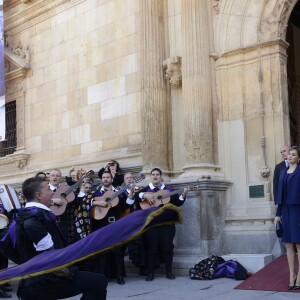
[[5, 274, 300, 300]]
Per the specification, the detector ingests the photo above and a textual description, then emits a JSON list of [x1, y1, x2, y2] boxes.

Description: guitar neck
[[63, 177, 85, 196], [160, 188, 184, 200], [104, 174, 145, 203], [106, 186, 127, 203]]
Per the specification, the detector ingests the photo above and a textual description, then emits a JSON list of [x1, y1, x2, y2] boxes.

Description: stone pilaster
[[140, 0, 169, 174], [181, 0, 219, 178]]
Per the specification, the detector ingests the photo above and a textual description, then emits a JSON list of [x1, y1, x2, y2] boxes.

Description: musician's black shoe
[[145, 273, 154, 281], [117, 276, 125, 285], [0, 284, 12, 292], [166, 272, 176, 280], [0, 289, 12, 298]]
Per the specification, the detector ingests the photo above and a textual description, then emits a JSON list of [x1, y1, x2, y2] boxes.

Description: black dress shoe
[[0, 285, 11, 292], [1, 284, 11, 289], [145, 273, 154, 281], [0, 289, 12, 298], [166, 272, 176, 280], [117, 277, 125, 285]]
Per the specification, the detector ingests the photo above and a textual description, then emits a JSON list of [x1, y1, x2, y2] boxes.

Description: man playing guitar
[[91, 171, 135, 285], [139, 168, 189, 281], [48, 169, 74, 244]]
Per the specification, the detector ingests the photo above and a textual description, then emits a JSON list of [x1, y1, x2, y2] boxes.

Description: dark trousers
[[18, 271, 107, 300], [95, 247, 124, 278], [144, 225, 176, 274]]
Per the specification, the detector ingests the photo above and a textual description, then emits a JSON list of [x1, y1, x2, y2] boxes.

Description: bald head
[[280, 145, 289, 160]]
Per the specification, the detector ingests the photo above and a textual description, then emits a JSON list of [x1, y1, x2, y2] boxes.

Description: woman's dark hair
[[22, 177, 46, 201], [35, 172, 47, 179], [110, 160, 121, 173], [151, 168, 162, 176]]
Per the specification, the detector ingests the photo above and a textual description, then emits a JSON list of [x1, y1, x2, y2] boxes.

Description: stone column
[[181, 0, 219, 178], [140, 0, 169, 174]]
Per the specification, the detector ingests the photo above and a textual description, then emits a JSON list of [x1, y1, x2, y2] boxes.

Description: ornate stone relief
[[259, 0, 298, 41], [5, 36, 31, 65], [163, 56, 182, 88], [212, 0, 220, 14]]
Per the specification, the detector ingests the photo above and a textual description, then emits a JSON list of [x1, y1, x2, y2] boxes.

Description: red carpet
[[235, 254, 300, 293]]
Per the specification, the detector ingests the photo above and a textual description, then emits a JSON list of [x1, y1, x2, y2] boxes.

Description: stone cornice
[[215, 38, 289, 60], [0, 152, 30, 169], [4, 0, 85, 35]]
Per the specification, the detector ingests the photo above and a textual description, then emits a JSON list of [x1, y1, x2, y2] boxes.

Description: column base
[[180, 163, 224, 180]]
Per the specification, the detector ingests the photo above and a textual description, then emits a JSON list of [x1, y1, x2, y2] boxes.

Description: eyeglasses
[[109, 163, 116, 166]]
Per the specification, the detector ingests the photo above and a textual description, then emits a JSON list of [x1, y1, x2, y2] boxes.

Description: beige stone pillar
[[181, 0, 218, 178], [140, 0, 169, 174]]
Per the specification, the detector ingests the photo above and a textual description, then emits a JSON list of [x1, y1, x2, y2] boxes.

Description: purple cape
[[0, 204, 181, 283]]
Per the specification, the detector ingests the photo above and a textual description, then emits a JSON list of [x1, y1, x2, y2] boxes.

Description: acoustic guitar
[[139, 187, 186, 210], [50, 170, 94, 216], [91, 173, 145, 220]]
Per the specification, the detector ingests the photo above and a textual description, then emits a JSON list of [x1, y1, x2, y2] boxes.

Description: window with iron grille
[[0, 101, 16, 157]]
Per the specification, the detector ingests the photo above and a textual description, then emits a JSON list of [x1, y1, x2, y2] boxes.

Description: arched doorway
[[287, 1, 300, 146]]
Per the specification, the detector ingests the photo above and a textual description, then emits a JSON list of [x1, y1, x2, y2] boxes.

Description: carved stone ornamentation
[[4, 59, 10, 73], [5, 36, 31, 65], [212, 0, 220, 14], [6, 79, 24, 96], [259, 0, 298, 41], [163, 56, 182, 88], [0, 152, 30, 169], [260, 166, 271, 178]]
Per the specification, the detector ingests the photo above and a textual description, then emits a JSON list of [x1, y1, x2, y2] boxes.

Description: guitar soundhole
[[106, 198, 111, 202], [157, 196, 162, 200]]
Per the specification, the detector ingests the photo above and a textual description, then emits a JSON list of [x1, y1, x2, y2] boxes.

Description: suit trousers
[[144, 225, 176, 274], [18, 271, 108, 300]]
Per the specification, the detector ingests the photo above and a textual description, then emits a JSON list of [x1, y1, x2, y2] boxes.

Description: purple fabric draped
[[0, 204, 181, 283]]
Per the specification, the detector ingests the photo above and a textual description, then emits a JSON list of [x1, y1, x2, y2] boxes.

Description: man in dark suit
[[273, 145, 289, 204]]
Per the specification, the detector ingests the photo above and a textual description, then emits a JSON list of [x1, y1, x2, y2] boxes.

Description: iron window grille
[[0, 100, 16, 157]]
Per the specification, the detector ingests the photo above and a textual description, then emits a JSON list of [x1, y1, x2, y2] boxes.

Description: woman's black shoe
[[293, 285, 300, 290], [288, 277, 297, 290]]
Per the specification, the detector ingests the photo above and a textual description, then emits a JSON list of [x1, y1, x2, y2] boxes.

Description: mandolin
[[50, 170, 94, 216], [91, 173, 145, 220]]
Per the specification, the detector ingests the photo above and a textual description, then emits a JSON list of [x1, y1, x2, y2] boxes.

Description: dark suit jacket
[[276, 165, 300, 205], [273, 161, 286, 204]]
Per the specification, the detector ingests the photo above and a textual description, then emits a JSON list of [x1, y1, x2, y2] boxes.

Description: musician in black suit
[[16, 177, 108, 300], [273, 145, 289, 204], [91, 171, 134, 285], [139, 168, 189, 281]]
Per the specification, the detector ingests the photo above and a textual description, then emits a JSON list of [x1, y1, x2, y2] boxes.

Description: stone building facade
[[0, 0, 300, 265]]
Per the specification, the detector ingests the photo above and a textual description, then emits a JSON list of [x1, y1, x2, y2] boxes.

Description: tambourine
[[0, 214, 8, 229]]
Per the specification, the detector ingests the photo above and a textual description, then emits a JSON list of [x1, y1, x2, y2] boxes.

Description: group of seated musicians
[[25, 161, 190, 285]]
